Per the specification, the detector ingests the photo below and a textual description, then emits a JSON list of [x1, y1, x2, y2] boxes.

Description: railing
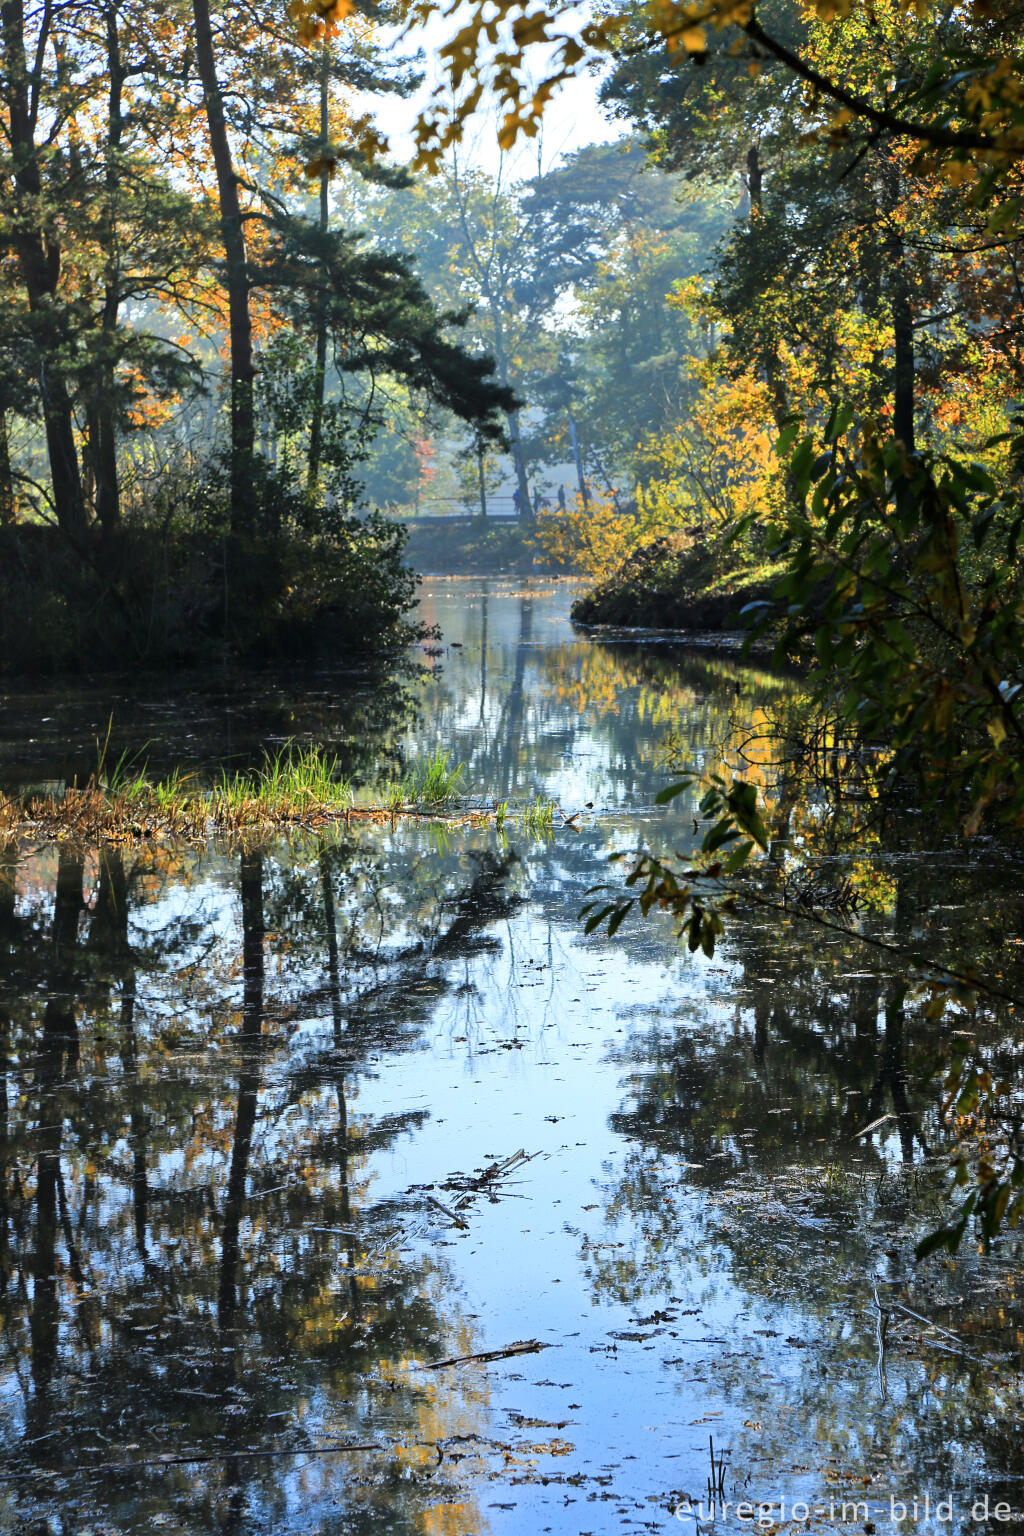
[[385, 495, 528, 522]]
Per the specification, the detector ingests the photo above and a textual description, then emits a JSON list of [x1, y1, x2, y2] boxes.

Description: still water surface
[[1, 579, 1022, 1536]]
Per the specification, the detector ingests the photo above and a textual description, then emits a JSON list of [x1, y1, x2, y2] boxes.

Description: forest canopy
[[0, 0, 513, 668], [292, 0, 1024, 1251]]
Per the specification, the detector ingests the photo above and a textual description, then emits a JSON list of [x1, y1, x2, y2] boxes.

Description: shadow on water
[[0, 653, 423, 792], [1, 578, 1023, 1534]]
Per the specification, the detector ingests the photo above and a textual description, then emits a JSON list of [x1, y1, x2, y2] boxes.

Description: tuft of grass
[[380, 780, 406, 814], [209, 746, 354, 826], [377, 748, 466, 811], [518, 795, 555, 833], [0, 742, 571, 847], [822, 1162, 853, 1198], [405, 747, 466, 807]]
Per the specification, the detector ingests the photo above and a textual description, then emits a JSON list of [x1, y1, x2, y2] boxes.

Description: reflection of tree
[[0, 832, 521, 1533], [30, 849, 84, 1433], [219, 851, 266, 1332], [0, 654, 422, 791], [417, 598, 797, 807], [0, 840, 17, 1298], [580, 834, 1024, 1516]]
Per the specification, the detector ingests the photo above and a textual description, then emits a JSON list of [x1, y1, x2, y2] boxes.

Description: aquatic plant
[[405, 747, 466, 806], [518, 795, 555, 833], [0, 743, 488, 844]]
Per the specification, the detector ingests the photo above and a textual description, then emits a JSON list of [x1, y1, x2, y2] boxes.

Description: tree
[[0, 0, 90, 539], [0, 0, 521, 671]]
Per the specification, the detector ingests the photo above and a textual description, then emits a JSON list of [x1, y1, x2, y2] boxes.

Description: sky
[[357, 8, 624, 175]]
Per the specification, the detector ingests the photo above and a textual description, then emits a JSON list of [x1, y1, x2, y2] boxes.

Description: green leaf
[[655, 780, 691, 805], [723, 839, 754, 874], [774, 422, 802, 456], [703, 820, 740, 854], [582, 904, 615, 935], [606, 902, 632, 937]]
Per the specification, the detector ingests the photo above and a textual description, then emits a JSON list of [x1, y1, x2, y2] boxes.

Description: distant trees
[[0, 0, 520, 666], [342, 137, 727, 515], [0, 0, 510, 545]]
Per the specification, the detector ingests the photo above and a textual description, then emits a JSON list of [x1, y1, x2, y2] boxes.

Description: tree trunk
[[476, 438, 487, 518], [744, 146, 789, 432], [891, 241, 915, 453], [192, 0, 256, 531], [0, 410, 13, 524], [483, 309, 531, 523], [567, 412, 588, 507], [745, 143, 763, 212], [90, 2, 126, 534], [880, 156, 915, 452], [507, 405, 532, 524], [2, 0, 89, 542], [307, 45, 329, 493]]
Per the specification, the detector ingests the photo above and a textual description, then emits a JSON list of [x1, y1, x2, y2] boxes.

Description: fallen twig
[[425, 1339, 551, 1370], [888, 1300, 983, 1360], [427, 1193, 469, 1228], [854, 1113, 895, 1138], [444, 1148, 539, 1204], [84, 1441, 381, 1472]]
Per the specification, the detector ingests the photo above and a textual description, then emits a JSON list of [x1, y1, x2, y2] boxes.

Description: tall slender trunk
[[1, 0, 88, 542], [745, 145, 789, 431], [891, 240, 915, 453], [192, 0, 256, 531], [567, 412, 588, 507], [745, 143, 762, 210], [881, 156, 915, 452], [89, 1, 125, 533], [484, 309, 531, 524], [476, 437, 487, 518], [508, 407, 532, 523], [0, 410, 13, 524], [307, 45, 329, 492]]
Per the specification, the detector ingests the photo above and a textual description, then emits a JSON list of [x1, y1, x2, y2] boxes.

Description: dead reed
[[0, 746, 561, 847]]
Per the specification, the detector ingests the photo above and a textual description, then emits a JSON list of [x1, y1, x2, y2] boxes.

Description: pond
[[1, 578, 1023, 1536]]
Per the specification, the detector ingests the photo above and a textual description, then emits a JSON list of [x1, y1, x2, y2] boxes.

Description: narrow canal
[[1, 578, 1022, 1536]]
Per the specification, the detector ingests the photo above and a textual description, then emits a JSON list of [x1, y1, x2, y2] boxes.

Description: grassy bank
[[1, 746, 558, 845]]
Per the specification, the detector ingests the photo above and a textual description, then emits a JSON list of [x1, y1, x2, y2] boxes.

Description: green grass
[[209, 747, 354, 819], [378, 748, 466, 811], [1, 741, 571, 846], [518, 795, 555, 832]]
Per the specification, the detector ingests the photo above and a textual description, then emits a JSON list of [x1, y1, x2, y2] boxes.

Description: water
[[1, 578, 1023, 1536]]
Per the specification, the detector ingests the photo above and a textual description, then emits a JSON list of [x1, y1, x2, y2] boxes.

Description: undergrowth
[[0, 745, 561, 844]]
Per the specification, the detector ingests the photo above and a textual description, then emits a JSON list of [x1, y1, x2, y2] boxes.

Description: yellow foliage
[[635, 369, 780, 531], [532, 494, 639, 583]]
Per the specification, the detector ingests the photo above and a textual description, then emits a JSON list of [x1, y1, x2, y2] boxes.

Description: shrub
[[0, 463, 421, 674]]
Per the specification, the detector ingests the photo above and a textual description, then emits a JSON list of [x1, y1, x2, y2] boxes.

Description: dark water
[[1, 579, 1023, 1536]]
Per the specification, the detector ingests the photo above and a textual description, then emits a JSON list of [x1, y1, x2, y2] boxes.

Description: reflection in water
[[0, 834, 517, 1533], [0, 580, 1023, 1535]]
